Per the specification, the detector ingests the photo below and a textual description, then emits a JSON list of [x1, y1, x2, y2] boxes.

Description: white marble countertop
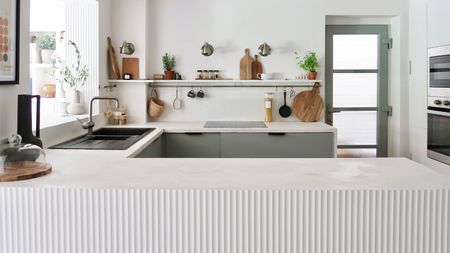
[[2, 121, 449, 190]]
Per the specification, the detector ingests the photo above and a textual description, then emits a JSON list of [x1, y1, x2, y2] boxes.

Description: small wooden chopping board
[[240, 49, 254, 80], [122, 57, 140, 80], [0, 162, 52, 182], [292, 84, 324, 122], [107, 37, 121, 80], [251, 55, 263, 80]]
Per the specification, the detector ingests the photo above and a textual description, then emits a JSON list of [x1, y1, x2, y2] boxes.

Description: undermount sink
[[49, 128, 155, 150], [204, 121, 267, 128]]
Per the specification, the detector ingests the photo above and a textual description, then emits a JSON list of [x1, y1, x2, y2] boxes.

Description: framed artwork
[[0, 0, 20, 85]]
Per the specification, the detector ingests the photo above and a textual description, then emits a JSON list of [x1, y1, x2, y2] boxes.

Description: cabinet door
[[221, 133, 334, 158], [165, 133, 221, 158], [428, 0, 450, 47], [134, 136, 164, 158]]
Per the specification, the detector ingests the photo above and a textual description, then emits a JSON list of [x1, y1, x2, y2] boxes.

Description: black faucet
[[82, 96, 120, 135]]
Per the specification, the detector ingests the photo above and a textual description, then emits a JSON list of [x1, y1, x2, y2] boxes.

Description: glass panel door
[[325, 25, 390, 157]]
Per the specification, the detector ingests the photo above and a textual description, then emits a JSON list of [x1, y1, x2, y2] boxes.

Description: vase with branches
[[53, 40, 89, 115], [53, 40, 89, 92]]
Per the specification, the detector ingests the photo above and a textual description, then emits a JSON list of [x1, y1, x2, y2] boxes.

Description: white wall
[[0, 0, 30, 139], [110, 0, 148, 79], [409, 0, 450, 175]]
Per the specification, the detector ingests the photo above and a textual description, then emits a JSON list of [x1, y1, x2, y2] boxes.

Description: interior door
[[325, 25, 391, 157]]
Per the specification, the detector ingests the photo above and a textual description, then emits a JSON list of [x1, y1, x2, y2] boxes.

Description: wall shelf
[[108, 79, 322, 87]]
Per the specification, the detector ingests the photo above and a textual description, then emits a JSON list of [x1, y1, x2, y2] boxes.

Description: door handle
[[381, 105, 393, 116], [326, 105, 342, 113], [268, 132, 286, 136]]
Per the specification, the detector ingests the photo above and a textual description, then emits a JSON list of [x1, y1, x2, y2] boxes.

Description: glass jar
[[202, 70, 209, 79], [197, 70, 202, 79], [264, 93, 273, 123]]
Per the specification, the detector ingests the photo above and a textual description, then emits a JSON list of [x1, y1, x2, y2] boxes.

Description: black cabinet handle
[[184, 132, 203, 135], [268, 132, 286, 136]]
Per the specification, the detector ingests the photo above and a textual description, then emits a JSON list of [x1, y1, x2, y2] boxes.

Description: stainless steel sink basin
[[204, 121, 267, 128], [49, 128, 155, 150]]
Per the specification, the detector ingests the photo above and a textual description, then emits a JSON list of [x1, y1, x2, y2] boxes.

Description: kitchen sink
[[49, 128, 155, 150], [204, 121, 267, 128]]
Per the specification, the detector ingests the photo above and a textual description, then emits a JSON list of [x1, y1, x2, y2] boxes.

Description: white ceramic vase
[[41, 49, 55, 64], [67, 90, 85, 115]]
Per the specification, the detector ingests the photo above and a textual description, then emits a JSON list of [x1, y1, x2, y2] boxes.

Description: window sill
[[40, 114, 90, 129]]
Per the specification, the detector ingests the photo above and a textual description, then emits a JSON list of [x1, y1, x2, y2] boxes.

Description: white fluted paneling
[[65, 0, 99, 112], [0, 188, 449, 253]]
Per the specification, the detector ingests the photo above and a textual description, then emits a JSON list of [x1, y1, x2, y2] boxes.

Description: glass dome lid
[[1, 134, 47, 173]]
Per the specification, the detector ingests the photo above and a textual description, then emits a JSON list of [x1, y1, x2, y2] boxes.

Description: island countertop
[[1, 121, 449, 189]]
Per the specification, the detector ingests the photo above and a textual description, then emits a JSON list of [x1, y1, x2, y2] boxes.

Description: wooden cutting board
[[0, 162, 52, 182], [292, 84, 324, 122], [122, 57, 140, 80], [251, 55, 263, 80], [107, 37, 120, 80], [240, 49, 254, 80]]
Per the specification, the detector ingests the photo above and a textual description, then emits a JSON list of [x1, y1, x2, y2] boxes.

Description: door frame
[[325, 25, 390, 157]]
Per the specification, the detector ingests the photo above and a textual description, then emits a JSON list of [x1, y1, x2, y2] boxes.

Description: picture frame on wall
[[0, 0, 20, 85]]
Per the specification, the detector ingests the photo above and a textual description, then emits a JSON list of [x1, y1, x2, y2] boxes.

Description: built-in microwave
[[428, 45, 450, 165], [428, 45, 450, 97]]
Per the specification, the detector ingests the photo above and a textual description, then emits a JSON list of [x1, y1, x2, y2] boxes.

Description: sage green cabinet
[[134, 132, 335, 158], [134, 135, 164, 158], [165, 133, 221, 158], [221, 133, 334, 158]]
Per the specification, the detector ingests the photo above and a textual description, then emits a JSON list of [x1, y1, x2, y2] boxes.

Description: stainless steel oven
[[427, 96, 450, 166], [428, 45, 450, 97], [428, 45, 450, 165]]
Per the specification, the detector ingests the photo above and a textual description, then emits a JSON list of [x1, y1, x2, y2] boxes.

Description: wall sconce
[[201, 42, 214, 56], [119, 41, 135, 55], [258, 42, 272, 57]]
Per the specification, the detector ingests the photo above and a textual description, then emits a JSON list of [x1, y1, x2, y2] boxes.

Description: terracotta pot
[[164, 71, 175, 80], [307, 71, 318, 80]]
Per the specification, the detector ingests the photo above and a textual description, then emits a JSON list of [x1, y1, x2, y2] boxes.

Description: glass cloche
[[0, 134, 47, 175]]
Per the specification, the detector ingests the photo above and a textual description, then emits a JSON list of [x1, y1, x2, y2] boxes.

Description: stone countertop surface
[[2, 122, 449, 190]]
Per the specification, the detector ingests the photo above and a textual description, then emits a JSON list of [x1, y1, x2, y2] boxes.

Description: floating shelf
[[107, 79, 322, 87]]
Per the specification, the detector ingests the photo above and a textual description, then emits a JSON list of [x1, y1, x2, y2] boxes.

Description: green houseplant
[[162, 53, 176, 80], [36, 34, 56, 64], [296, 51, 319, 80]]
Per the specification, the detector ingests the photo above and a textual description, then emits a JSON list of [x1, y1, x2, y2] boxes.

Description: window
[[30, 0, 99, 128]]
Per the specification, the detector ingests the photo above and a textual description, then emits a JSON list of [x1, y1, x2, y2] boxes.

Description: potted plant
[[296, 51, 319, 80], [53, 40, 89, 115], [36, 34, 56, 64], [162, 53, 176, 80]]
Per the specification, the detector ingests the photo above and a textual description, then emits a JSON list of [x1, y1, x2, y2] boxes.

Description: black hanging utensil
[[279, 90, 292, 118]]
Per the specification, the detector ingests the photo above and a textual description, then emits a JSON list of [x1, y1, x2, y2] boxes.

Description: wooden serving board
[[292, 84, 324, 122], [240, 49, 254, 80], [122, 57, 140, 80], [0, 162, 52, 182], [107, 37, 121, 80], [251, 55, 263, 80]]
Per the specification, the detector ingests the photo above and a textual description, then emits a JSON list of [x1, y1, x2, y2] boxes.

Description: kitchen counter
[[2, 122, 450, 253], [0, 121, 447, 189], [1, 121, 447, 189]]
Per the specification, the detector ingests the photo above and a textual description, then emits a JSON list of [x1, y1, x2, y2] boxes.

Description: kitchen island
[[1, 122, 449, 253]]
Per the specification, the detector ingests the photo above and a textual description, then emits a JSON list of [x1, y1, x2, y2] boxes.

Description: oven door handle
[[428, 109, 450, 117]]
